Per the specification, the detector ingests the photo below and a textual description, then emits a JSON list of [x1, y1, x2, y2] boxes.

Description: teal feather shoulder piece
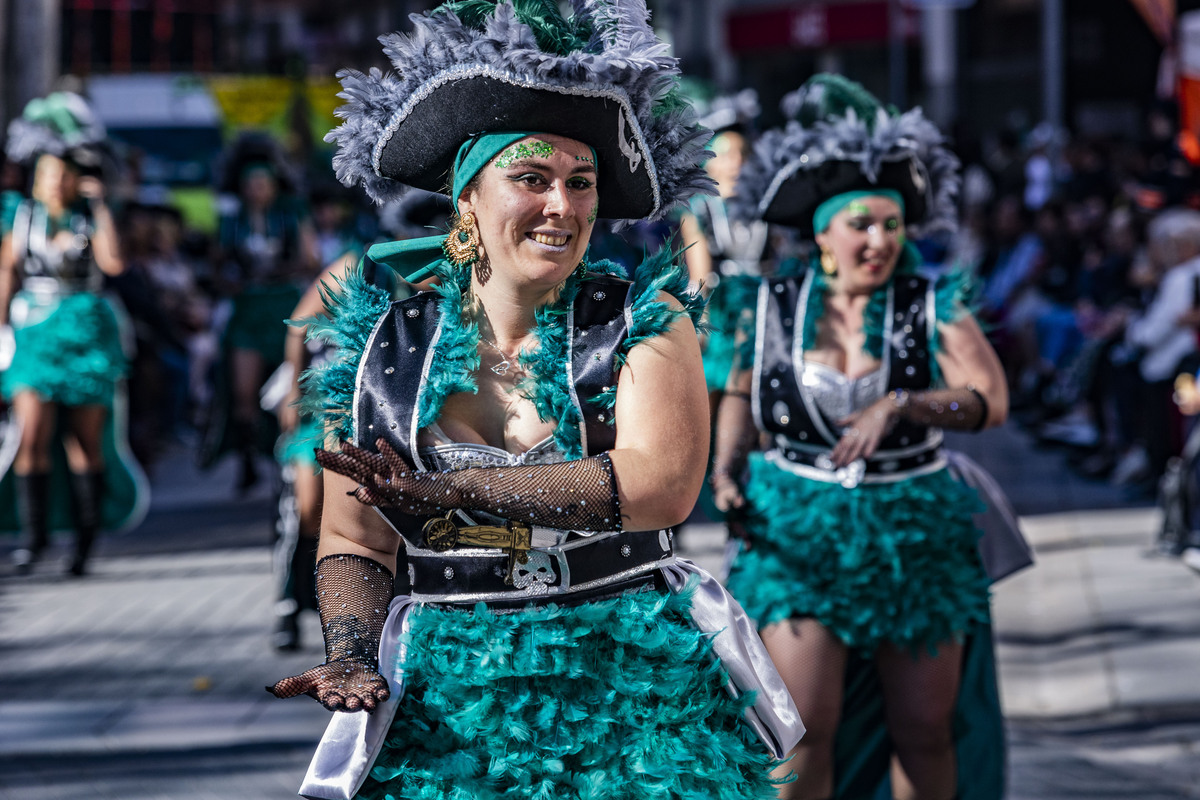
[[295, 263, 394, 443], [297, 249, 703, 459]]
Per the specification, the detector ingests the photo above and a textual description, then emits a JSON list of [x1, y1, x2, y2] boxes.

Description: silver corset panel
[[415, 435, 570, 537], [417, 435, 566, 471], [800, 361, 888, 422]]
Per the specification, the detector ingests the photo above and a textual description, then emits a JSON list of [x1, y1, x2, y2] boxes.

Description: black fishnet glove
[[831, 386, 989, 467], [711, 392, 759, 518], [890, 386, 989, 430], [267, 553, 393, 712], [316, 439, 624, 531]]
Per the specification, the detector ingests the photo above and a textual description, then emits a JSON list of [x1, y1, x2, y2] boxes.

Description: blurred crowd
[[7, 94, 1200, 507], [948, 101, 1200, 507]]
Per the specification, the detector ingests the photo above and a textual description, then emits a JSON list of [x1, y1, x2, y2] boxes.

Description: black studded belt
[[407, 527, 676, 607], [769, 435, 946, 488]]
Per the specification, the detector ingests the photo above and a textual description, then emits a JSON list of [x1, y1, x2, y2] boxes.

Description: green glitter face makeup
[[587, 202, 598, 224], [494, 140, 555, 169], [846, 201, 871, 217]]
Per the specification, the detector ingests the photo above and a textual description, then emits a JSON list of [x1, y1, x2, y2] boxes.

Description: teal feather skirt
[[727, 454, 992, 652], [357, 583, 781, 800], [3, 290, 127, 405], [275, 416, 322, 466]]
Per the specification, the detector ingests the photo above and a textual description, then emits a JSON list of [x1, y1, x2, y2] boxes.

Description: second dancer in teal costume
[[0, 91, 148, 576], [713, 75, 1011, 800]]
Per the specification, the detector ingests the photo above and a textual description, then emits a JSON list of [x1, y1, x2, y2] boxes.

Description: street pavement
[[1, 425, 1199, 799]]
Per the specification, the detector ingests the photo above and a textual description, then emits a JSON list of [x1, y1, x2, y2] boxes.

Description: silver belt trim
[[21, 275, 96, 298], [764, 447, 948, 485], [773, 429, 944, 459]]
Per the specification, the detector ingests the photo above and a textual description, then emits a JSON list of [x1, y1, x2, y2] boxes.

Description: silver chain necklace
[[479, 336, 522, 376]]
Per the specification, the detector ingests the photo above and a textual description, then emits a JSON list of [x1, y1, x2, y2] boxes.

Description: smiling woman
[[713, 73, 1014, 800], [460, 134, 597, 294], [264, 2, 803, 799]]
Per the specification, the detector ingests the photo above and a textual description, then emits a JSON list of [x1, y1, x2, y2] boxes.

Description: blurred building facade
[[0, 0, 1189, 150]]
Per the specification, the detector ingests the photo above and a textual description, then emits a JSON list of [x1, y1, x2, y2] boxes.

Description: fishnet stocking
[[268, 554, 394, 712], [317, 439, 623, 531], [876, 640, 963, 800], [761, 619, 847, 800]]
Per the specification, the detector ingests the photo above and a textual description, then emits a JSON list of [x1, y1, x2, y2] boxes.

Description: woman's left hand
[[77, 176, 105, 203], [830, 397, 897, 468], [316, 440, 448, 515]]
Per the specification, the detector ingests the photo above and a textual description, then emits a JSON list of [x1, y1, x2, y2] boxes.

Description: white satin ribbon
[[661, 557, 805, 759], [299, 596, 415, 800]]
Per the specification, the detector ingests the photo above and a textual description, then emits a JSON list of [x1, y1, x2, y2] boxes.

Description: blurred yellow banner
[[205, 76, 342, 144]]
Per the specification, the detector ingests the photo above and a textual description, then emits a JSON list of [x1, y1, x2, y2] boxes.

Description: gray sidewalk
[[1, 426, 1199, 798]]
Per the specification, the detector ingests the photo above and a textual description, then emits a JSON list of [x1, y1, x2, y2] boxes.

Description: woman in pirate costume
[[679, 87, 774, 402], [266, 3, 803, 799], [205, 131, 319, 491], [712, 75, 1010, 800], [0, 92, 148, 576]]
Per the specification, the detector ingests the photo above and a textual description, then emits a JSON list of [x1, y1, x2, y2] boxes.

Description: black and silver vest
[[10, 200, 100, 294], [353, 275, 632, 541], [752, 270, 946, 487]]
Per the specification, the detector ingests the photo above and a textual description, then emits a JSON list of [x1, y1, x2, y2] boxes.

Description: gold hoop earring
[[819, 247, 838, 277], [444, 212, 479, 268]]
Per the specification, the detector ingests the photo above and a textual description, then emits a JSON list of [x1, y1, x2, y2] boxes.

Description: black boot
[[12, 472, 51, 574], [273, 536, 318, 651], [235, 419, 260, 493], [68, 471, 104, 577]]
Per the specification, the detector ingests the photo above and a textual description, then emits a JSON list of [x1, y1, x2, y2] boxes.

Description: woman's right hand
[[267, 660, 390, 713], [711, 473, 745, 513]]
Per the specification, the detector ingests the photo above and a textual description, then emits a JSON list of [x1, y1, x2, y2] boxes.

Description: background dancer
[[0, 91, 148, 576], [714, 74, 1011, 800]]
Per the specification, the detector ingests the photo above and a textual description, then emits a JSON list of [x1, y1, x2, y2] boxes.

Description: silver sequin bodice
[[417, 436, 566, 471], [800, 361, 888, 422]]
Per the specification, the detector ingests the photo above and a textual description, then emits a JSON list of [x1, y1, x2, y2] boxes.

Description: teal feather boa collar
[[302, 249, 704, 461]]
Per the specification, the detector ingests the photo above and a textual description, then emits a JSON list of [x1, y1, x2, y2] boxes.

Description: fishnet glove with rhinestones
[[316, 439, 624, 531], [890, 386, 989, 430], [267, 554, 393, 712]]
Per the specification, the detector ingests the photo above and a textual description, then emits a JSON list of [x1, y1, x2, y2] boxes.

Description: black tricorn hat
[[759, 155, 931, 236], [375, 74, 660, 220], [735, 74, 960, 237], [326, 0, 714, 223]]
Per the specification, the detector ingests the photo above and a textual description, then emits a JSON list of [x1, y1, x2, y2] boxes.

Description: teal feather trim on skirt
[[358, 583, 781, 800], [703, 274, 759, 393], [3, 291, 127, 406], [727, 455, 991, 653], [275, 416, 322, 466]]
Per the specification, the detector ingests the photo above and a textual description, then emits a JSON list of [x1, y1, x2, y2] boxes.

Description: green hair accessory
[[812, 189, 905, 234]]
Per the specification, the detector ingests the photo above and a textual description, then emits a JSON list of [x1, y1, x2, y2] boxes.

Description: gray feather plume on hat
[[734, 76, 961, 237], [324, 0, 714, 223]]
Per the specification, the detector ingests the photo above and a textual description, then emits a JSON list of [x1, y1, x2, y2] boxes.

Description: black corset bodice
[[353, 275, 633, 542], [752, 270, 938, 454]]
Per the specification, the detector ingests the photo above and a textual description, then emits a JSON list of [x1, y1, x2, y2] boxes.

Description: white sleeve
[[1127, 266, 1193, 349]]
